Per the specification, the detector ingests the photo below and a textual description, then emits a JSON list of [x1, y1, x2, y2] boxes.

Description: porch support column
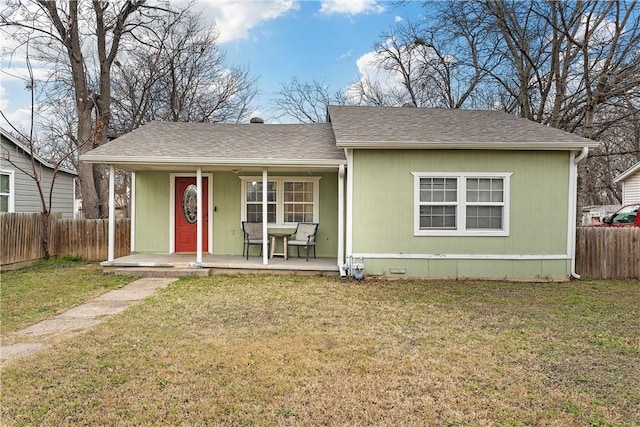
[[337, 164, 345, 267], [130, 171, 136, 252], [345, 149, 353, 259], [262, 167, 268, 265], [196, 167, 203, 264], [108, 165, 115, 262]]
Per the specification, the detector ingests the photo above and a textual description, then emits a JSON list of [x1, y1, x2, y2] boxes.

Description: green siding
[[226, 172, 339, 257], [362, 258, 570, 280], [212, 172, 243, 255], [135, 170, 340, 258], [351, 150, 573, 279], [135, 171, 170, 252]]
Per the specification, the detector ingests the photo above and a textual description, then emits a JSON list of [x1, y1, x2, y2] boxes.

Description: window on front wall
[[413, 172, 511, 236], [242, 177, 320, 225], [245, 181, 277, 223], [0, 172, 13, 213]]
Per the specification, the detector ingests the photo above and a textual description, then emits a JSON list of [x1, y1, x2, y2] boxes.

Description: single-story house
[[80, 105, 598, 280], [614, 161, 640, 204], [1, 128, 77, 218]]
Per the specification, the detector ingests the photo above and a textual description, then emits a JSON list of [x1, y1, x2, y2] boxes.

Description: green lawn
[[1, 265, 639, 426], [0, 259, 132, 337]]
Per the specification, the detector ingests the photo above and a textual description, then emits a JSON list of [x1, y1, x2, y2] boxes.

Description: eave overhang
[[334, 140, 600, 150], [614, 162, 640, 183], [79, 155, 347, 171]]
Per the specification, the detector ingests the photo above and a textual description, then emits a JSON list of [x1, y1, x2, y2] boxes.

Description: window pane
[[246, 182, 276, 202], [0, 174, 9, 193], [284, 203, 313, 223], [284, 181, 313, 203], [247, 203, 276, 223], [284, 181, 314, 223], [0, 195, 7, 212], [466, 206, 502, 230], [420, 177, 457, 204], [420, 205, 456, 229], [466, 178, 503, 204]]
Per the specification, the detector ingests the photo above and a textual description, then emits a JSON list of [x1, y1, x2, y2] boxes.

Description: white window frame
[[0, 170, 15, 213], [241, 176, 320, 226], [412, 172, 511, 237]]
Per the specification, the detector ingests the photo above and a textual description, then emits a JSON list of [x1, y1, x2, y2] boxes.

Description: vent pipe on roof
[[250, 117, 264, 124]]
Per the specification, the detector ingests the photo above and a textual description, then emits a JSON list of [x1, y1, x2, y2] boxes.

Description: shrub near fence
[[0, 213, 130, 269], [576, 227, 640, 279]]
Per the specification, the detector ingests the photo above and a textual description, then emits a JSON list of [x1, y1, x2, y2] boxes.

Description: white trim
[[0, 169, 15, 212], [196, 168, 203, 264], [130, 172, 136, 252], [345, 149, 353, 258], [614, 161, 640, 183], [240, 176, 321, 226], [412, 172, 511, 237], [262, 168, 268, 265], [569, 148, 589, 279], [337, 164, 345, 267], [353, 253, 571, 260], [169, 173, 214, 254], [108, 166, 115, 262], [1, 128, 77, 176], [80, 156, 347, 168]]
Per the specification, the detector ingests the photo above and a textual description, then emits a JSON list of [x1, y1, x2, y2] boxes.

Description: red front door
[[175, 177, 209, 252]]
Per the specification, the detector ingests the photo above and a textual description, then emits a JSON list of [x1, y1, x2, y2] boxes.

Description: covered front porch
[[102, 253, 340, 277]]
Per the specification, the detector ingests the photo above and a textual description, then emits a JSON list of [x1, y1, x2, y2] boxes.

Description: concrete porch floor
[[102, 253, 340, 277]]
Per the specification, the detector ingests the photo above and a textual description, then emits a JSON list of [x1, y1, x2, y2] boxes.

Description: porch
[[101, 253, 340, 277]]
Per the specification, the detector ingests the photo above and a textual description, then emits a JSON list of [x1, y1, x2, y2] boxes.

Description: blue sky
[[218, 0, 423, 115], [0, 0, 426, 128]]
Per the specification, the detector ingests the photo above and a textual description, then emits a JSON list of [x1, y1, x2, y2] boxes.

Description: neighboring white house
[[1, 128, 77, 218], [614, 161, 640, 205]]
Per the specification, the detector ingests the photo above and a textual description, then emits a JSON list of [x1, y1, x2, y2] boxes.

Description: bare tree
[[273, 77, 347, 123], [0, 51, 75, 259], [110, 6, 258, 133], [347, 9, 500, 109], [1, 0, 173, 218]]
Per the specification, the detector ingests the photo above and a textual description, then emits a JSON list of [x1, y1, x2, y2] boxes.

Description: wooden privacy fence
[[56, 218, 130, 261], [1, 213, 130, 269], [576, 227, 640, 279], [0, 212, 61, 267]]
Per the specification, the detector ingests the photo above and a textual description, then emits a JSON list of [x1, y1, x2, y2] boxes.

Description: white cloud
[[337, 49, 353, 60], [394, 15, 403, 23], [0, 83, 8, 112], [0, 103, 36, 133], [346, 49, 404, 103], [196, 0, 299, 43], [319, 0, 384, 15]]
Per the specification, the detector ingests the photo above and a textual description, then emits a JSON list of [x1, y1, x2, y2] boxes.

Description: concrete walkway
[[1, 277, 178, 364]]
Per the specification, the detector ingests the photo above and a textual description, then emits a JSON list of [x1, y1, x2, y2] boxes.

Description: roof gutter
[[335, 140, 600, 151], [79, 156, 347, 168], [570, 146, 589, 280]]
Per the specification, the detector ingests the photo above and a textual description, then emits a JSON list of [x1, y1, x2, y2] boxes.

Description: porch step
[[111, 267, 211, 278]]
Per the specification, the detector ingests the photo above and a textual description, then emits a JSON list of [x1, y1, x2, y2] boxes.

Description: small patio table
[[269, 232, 289, 259]]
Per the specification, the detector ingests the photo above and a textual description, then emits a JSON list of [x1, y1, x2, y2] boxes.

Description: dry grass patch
[[1, 275, 639, 426]]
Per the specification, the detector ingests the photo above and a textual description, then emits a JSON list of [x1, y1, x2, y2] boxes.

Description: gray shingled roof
[[81, 121, 345, 167], [327, 105, 599, 149], [82, 107, 598, 169]]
